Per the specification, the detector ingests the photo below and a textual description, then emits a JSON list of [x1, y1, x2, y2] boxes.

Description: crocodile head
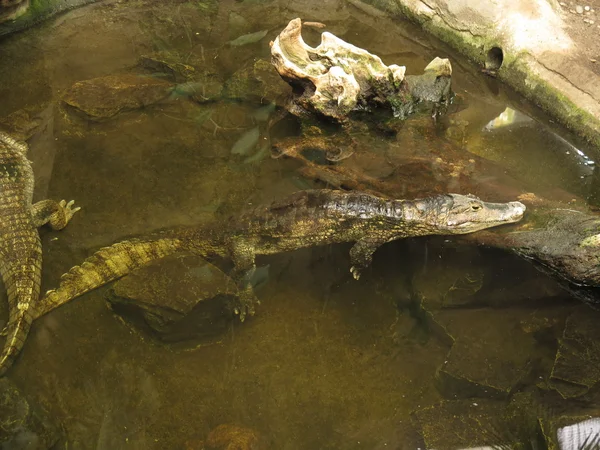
[[415, 193, 526, 234]]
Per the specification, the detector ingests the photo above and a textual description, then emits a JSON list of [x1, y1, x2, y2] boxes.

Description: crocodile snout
[[506, 201, 526, 222]]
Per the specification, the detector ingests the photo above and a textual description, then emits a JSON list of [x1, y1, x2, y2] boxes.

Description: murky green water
[[1, 0, 600, 449]]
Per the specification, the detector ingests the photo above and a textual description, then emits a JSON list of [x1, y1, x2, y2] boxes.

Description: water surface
[[0, 0, 599, 448]]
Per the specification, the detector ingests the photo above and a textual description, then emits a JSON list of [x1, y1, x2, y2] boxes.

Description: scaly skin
[[36, 190, 525, 323], [0, 132, 80, 376]]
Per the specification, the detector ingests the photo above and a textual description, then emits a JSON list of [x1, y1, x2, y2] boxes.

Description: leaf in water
[[252, 102, 277, 122], [229, 30, 268, 47], [231, 127, 260, 155], [243, 143, 270, 164], [173, 81, 205, 97], [199, 200, 221, 213]]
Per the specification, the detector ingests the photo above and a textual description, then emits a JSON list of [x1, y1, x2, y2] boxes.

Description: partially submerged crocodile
[[35, 190, 525, 324], [0, 132, 80, 376]]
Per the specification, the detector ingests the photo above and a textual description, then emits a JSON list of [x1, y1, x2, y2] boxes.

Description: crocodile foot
[[350, 265, 362, 280], [233, 287, 260, 322], [59, 200, 81, 224]]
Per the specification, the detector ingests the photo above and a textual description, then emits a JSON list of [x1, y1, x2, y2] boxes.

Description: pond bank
[[352, 0, 600, 152]]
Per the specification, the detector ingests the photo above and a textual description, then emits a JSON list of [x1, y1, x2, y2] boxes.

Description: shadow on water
[[1, 0, 600, 448]]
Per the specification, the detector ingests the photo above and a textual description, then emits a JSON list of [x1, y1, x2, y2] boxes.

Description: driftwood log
[[270, 18, 452, 121]]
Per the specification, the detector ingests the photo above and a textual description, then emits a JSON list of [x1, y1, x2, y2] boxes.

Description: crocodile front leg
[[229, 238, 260, 322], [349, 238, 387, 280], [32, 199, 81, 230]]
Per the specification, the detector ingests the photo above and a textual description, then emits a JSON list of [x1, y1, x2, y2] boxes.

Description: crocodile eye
[[471, 204, 482, 211]]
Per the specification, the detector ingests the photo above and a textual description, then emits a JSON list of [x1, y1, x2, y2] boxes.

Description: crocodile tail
[[0, 311, 33, 376], [0, 248, 41, 376], [35, 235, 186, 319]]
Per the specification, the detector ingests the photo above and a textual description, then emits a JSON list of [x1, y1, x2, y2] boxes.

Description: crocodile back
[[231, 190, 401, 254], [0, 133, 40, 375]]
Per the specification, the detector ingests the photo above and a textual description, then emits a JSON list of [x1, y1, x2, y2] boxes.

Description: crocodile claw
[[59, 199, 82, 224], [233, 288, 260, 322], [350, 265, 361, 280]]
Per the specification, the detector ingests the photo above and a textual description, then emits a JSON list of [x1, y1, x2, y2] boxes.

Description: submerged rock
[[270, 18, 452, 121], [62, 74, 174, 120], [0, 378, 62, 448], [138, 53, 223, 102], [413, 399, 520, 449], [205, 424, 265, 450], [223, 58, 290, 102], [106, 254, 238, 343], [433, 309, 536, 398], [463, 205, 600, 305], [549, 307, 600, 398], [0, 0, 100, 34]]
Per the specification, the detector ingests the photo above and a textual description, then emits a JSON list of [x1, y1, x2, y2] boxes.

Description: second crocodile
[[35, 190, 525, 325], [0, 132, 80, 376]]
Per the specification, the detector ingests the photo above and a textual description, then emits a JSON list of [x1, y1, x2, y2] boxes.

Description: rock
[[434, 310, 536, 398], [0, 0, 101, 35], [205, 424, 265, 450], [0, 1, 28, 23], [413, 399, 523, 449], [62, 74, 174, 120], [106, 254, 238, 343], [0, 378, 62, 448], [576, 5, 584, 13], [461, 207, 600, 306], [270, 18, 452, 121], [549, 307, 600, 398]]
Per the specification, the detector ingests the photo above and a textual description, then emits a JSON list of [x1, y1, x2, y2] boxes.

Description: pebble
[[584, 5, 590, 11], [576, 5, 584, 13]]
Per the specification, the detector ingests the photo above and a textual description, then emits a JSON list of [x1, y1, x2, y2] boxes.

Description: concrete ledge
[[351, 0, 600, 150]]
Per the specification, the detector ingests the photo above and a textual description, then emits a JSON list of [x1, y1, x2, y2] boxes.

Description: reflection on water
[[0, 0, 600, 448]]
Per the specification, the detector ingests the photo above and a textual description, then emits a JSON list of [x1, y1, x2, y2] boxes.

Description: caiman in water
[[0, 132, 80, 376], [34, 190, 525, 328]]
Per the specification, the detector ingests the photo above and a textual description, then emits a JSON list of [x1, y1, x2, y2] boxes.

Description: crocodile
[[34, 190, 526, 327], [0, 132, 80, 376]]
